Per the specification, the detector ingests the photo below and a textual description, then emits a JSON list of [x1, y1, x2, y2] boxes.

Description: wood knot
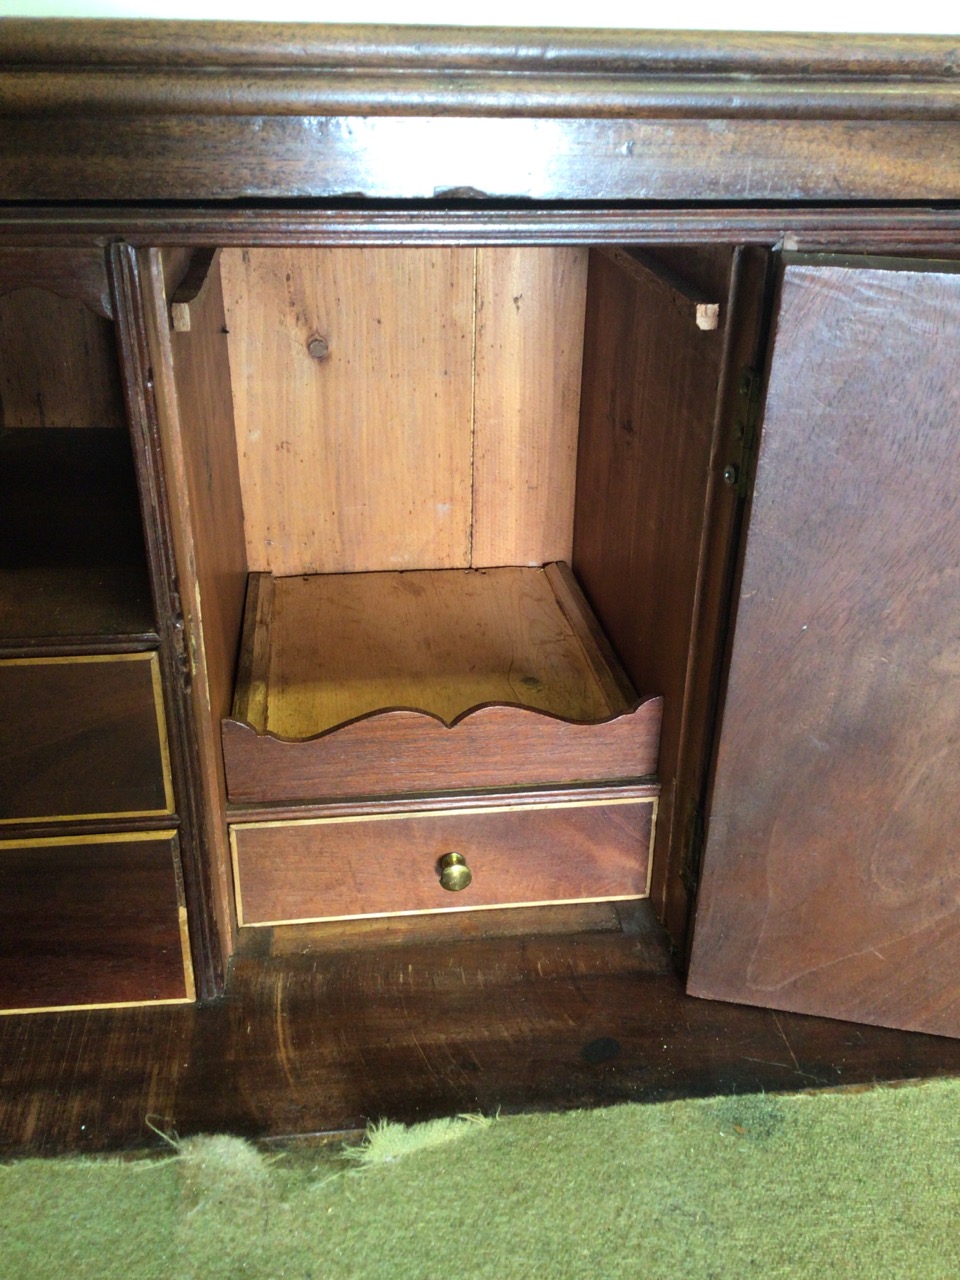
[[307, 333, 330, 361]]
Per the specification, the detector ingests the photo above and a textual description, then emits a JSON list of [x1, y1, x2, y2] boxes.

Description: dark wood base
[[3, 902, 960, 1156]]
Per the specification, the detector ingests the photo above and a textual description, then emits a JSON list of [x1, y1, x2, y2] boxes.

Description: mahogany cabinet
[[2, 21, 960, 1044]]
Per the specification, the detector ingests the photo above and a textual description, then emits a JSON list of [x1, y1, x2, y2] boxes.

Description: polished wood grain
[[688, 257, 960, 1038], [235, 565, 632, 736], [228, 779, 660, 825], [1, 23, 958, 120], [0, 427, 155, 649], [573, 246, 733, 948], [221, 246, 475, 576], [0, 287, 123, 430], [4, 899, 960, 1155], [7, 116, 960, 205], [232, 795, 655, 925], [4, 207, 960, 252], [1, 27, 959, 205], [0, 831, 190, 1013], [143, 248, 247, 963], [471, 246, 586, 568], [0, 652, 172, 822], [3, 23, 958, 76]]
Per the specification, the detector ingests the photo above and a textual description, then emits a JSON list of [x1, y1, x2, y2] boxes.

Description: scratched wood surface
[[3, 899, 960, 1156]]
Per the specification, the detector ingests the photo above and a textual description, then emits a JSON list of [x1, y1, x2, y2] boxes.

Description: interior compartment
[[222, 561, 661, 801], [0, 286, 154, 648], [154, 239, 754, 939]]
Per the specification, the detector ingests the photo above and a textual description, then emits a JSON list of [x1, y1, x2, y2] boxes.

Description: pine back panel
[[220, 247, 586, 574]]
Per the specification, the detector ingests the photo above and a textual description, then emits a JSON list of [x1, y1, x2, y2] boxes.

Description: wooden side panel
[[232, 798, 655, 925], [472, 246, 587, 567], [220, 247, 475, 575], [0, 652, 172, 822], [0, 831, 190, 1012], [573, 247, 731, 939], [164, 250, 248, 740], [0, 287, 124, 429], [143, 248, 247, 958], [688, 258, 960, 1038]]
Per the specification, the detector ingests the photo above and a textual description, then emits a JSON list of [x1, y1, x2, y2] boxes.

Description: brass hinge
[[680, 803, 705, 897], [722, 366, 763, 499], [172, 613, 192, 689]]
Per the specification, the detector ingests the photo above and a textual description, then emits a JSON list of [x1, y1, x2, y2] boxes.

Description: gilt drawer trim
[[0, 651, 175, 824], [231, 795, 657, 927]]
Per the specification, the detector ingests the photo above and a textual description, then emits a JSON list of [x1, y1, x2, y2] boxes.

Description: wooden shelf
[[223, 562, 662, 803], [0, 428, 156, 650]]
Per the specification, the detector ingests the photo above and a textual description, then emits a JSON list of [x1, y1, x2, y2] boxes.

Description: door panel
[[687, 256, 960, 1037]]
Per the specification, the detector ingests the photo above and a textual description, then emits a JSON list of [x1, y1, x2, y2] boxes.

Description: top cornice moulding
[[0, 21, 959, 118]]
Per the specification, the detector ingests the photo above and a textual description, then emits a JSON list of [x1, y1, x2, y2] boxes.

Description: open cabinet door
[[687, 255, 960, 1037]]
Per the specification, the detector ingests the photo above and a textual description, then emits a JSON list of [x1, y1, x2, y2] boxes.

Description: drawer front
[[0, 652, 173, 822], [232, 797, 656, 926], [0, 830, 193, 1013]]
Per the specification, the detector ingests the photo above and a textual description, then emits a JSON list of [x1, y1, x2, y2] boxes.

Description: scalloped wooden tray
[[222, 563, 661, 803]]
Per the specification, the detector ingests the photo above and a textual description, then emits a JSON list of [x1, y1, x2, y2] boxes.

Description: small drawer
[[231, 795, 657, 926], [0, 651, 173, 823], [0, 829, 193, 1013]]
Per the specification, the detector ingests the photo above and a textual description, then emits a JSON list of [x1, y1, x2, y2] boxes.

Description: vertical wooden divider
[[142, 247, 247, 961], [573, 247, 736, 946]]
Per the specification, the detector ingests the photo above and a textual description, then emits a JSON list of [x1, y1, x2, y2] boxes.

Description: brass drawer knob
[[438, 851, 472, 892]]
